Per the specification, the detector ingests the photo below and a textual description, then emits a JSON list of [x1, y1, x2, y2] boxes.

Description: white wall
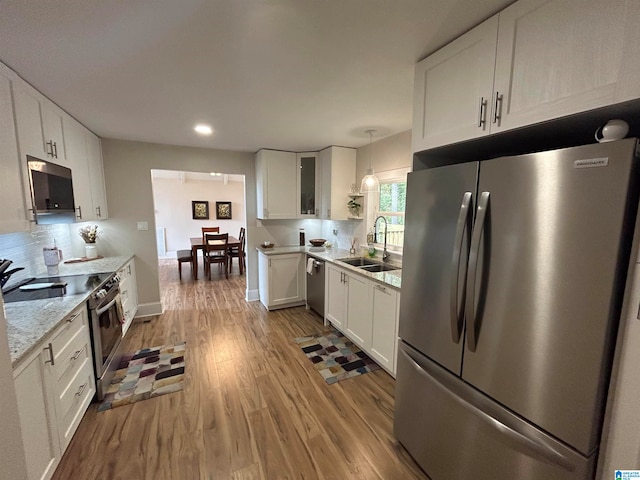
[[151, 176, 246, 256], [100, 139, 257, 310]]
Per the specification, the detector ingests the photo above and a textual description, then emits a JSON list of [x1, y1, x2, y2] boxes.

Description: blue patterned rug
[[98, 342, 186, 411], [294, 331, 380, 384]]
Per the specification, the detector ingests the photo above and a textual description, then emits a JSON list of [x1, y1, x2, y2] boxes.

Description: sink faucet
[[374, 216, 390, 262]]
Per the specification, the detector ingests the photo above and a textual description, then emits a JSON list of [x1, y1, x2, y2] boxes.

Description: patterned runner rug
[[294, 331, 380, 384], [98, 342, 186, 411]]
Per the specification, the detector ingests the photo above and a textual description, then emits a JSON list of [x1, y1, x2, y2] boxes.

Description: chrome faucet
[[374, 216, 390, 262]]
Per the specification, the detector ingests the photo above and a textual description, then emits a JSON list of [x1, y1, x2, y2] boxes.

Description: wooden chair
[[204, 233, 229, 280], [201, 226, 220, 243], [229, 227, 246, 275], [176, 249, 193, 280]]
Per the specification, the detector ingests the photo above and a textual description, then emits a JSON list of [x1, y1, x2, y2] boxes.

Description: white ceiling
[[0, 0, 514, 152]]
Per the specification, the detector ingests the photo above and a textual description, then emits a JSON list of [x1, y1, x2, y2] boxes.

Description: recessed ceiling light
[[194, 124, 213, 135]]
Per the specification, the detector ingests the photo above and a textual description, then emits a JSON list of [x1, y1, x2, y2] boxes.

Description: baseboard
[[246, 289, 260, 302], [134, 302, 163, 318]]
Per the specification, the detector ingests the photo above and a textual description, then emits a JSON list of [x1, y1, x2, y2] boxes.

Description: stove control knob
[[95, 288, 107, 299], [113, 274, 121, 283]]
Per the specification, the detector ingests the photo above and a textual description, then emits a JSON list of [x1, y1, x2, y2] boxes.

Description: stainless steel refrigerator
[[394, 139, 640, 480]]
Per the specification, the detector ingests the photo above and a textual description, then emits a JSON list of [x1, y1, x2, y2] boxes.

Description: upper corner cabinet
[[412, 15, 498, 152], [256, 149, 297, 220], [297, 152, 320, 218]]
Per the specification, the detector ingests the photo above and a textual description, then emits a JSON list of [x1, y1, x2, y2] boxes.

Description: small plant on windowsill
[[347, 199, 361, 218]]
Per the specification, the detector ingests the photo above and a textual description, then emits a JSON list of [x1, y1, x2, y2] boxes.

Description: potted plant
[[79, 225, 100, 258], [347, 198, 361, 218]]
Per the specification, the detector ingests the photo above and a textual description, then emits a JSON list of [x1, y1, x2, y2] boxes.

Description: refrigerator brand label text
[[575, 158, 609, 168]]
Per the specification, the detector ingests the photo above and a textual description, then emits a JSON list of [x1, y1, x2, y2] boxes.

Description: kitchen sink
[[336, 257, 379, 267], [359, 264, 399, 273]]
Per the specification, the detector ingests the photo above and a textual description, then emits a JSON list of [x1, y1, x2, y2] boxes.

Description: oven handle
[[96, 294, 121, 316]]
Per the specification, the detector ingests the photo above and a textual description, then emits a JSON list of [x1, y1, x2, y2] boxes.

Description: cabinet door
[[493, 0, 634, 133], [41, 104, 66, 164], [119, 259, 138, 335], [325, 264, 347, 328], [297, 152, 319, 218], [13, 85, 47, 159], [345, 272, 372, 348], [255, 150, 297, 219], [320, 147, 356, 220], [412, 15, 497, 152], [14, 353, 59, 480], [370, 283, 399, 374], [64, 117, 93, 221], [86, 132, 108, 219], [0, 73, 29, 233], [268, 254, 303, 306]]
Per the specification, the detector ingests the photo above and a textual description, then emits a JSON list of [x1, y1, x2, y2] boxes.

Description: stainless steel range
[[87, 272, 125, 400]]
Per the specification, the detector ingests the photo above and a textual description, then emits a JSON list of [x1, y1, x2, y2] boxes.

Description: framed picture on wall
[[216, 201, 232, 220], [192, 201, 209, 220]]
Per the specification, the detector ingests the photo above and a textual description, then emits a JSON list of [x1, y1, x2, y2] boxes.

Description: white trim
[[376, 166, 411, 181], [134, 302, 163, 318], [246, 289, 260, 302]]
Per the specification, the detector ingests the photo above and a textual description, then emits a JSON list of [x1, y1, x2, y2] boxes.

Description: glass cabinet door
[[297, 152, 318, 217]]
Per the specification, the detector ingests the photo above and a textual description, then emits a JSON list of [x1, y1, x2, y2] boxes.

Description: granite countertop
[[257, 245, 402, 290], [5, 255, 134, 368]]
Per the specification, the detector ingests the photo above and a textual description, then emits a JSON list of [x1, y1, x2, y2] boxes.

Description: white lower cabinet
[[370, 283, 400, 374], [258, 251, 305, 310], [13, 305, 95, 480], [325, 264, 400, 376], [118, 258, 138, 335]]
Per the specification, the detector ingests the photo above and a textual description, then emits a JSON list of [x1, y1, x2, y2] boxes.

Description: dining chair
[[201, 226, 220, 243], [229, 227, 246, 274], [176, 249, 193, 280], [204, 233, 229, 280]]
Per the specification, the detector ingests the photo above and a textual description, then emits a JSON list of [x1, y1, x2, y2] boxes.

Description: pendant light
[[360, 129, 380, 193]]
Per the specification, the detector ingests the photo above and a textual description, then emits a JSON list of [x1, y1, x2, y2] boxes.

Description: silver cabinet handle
[[96, 205, 101, 217], [71, 349, 83, 361], [67, 312, 81, 323], [52, 141, 58, 158], [478, 97, 487, 128], [44, 343, 55, 365], [450, 192, 472, 344], [465, 191, 490, 352], [374, 283, 390, 294], [492, 92, 503, 124], [128, 265, 131, 275], [75, 381, 88, 397], [46, 140, 54, 156], [76, 205, 83, 219]]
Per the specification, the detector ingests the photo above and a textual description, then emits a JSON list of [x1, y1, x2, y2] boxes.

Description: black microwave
[[27, 156, 76, 224]]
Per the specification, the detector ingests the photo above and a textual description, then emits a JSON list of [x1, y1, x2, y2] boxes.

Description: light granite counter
[[4, 255, 134, 368], [256, 245, 402, 290]]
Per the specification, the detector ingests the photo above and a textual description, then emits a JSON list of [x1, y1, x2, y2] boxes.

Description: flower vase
[[85, 244, 97, 259]]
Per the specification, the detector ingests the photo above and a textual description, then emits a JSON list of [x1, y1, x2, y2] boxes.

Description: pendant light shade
[[360, 129, 380, 193]]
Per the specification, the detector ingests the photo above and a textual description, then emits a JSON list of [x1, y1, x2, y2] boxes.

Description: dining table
[[190, 236, 241, 279]]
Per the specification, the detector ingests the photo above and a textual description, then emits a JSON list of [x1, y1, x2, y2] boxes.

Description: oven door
[[92, 290, 124, 378]]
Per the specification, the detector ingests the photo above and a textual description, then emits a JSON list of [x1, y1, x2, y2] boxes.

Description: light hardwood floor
[[52, 259, 428, 480]]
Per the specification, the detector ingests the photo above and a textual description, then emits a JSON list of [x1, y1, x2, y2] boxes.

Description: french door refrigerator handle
[[450, 192, 472, 343], [400, 346, 575, 472], [465, 191, 490, 352]]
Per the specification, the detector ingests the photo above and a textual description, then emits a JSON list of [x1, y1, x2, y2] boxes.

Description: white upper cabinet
[[297, 152, 320, 218], [256, 149, 297, 219], [13, 84, 67, 164], [412, 0, 640, 152], [86, 133, 108, 219], [0, 72, 30, 233], [63, 117, 93, 222], [412, 15, 498, 152], [319, 146, 356, 220], [493, 0, 640, 133]]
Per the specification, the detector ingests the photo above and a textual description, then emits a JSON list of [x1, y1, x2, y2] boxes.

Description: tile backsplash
[[0, 224, 72, 285]]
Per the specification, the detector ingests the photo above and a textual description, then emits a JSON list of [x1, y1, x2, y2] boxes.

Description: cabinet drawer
[[57, 358, 95, 450], [50, 307, 87, 356], [52, 324, 90, 384]]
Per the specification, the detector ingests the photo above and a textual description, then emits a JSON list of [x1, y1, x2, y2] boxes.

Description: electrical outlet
[[137, 221, 149, 231]]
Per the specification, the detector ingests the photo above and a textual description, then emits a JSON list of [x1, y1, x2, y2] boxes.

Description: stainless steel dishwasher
[[306, 255, 325, 317]]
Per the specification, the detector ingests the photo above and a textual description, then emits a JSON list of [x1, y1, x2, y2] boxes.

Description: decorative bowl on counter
[[309, 238, 326, 247]]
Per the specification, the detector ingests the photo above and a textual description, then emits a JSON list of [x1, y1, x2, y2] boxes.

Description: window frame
[[367, 167, 410, 253]]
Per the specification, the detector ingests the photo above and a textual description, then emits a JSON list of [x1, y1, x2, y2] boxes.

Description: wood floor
[[52, 259, 428, 480]]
